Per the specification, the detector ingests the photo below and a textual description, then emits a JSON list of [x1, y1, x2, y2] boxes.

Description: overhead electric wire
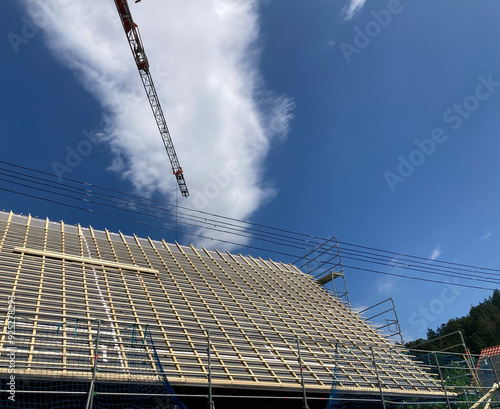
[[0, 162, 320, 250], [342, 265, 496, 291], [2, 159, 500, 274], [1, 162, 499, 281], [0, 172, 311, 252], [319, 255, 500, 286], [0, 177, 317, 258], [0, 161, 319, 242], [307, 247, 500, 286], [0, 160, 499, 291], [296, 240, 341, 270], [293, 236, 338, 264], [6, 159, 498, 285], [0, 164, 493, 277], [337, 248, 500, 281], [0, 183, 497, 291], [0, 186, 301, 260], [339, 240, 500, 274]]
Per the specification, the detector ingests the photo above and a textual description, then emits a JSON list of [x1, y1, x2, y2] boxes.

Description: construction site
[[0, 210, 498, 408], [1, 0, 500, 408]]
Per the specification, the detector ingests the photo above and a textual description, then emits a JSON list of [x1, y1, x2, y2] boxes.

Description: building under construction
[[0, 211, 498, 408]]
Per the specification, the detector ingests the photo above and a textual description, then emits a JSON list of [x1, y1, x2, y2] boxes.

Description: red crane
[[113, 0, 189, 197]]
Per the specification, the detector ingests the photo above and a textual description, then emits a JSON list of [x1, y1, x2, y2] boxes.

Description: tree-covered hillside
[[405, 289, 500, 354]]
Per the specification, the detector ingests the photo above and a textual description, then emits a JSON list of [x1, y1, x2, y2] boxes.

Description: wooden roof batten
[[0, 210, 445, 397]]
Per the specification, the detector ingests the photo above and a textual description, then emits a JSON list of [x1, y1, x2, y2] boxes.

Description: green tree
[[405, 289, 500, 354]]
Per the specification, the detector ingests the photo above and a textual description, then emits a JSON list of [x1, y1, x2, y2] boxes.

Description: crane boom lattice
[[114, 0, 189, 197]]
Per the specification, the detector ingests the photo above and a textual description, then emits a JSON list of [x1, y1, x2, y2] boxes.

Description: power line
[[0, 160, 498, 290], [1, 183, 497, 291], [0, 180, 494, 291], [338, 248, 500, 281], [0, 172, 309, 251], [332, 255, 500, 286], [0, 161, 325, 243], [342, 265, 496, 291], [3, 159, 500, 273], [0, 163, 497, 281], [0, 186, 299, 259], [5, 161, 498, 286], [0, 162, 319, 249], [339, 240, 500, 274]]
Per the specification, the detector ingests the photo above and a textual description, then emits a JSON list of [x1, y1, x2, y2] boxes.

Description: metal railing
[[1, 316, 499, 408]]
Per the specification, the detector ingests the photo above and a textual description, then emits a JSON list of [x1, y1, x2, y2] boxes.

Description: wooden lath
[[13, 247, 159, 275], [0, 212, 446, 395]]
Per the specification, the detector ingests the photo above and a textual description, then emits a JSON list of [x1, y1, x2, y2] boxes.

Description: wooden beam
[[13, 247, 159, 275]]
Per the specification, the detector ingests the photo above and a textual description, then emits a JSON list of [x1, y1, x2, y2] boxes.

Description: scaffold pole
[[371, 347, 386, 409], [207, 330, 215, 409], [86, 319, 101, 409], [433, 351, 451, 409], [296, 337, 310, 409]]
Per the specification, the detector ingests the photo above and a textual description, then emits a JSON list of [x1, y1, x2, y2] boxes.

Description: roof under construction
[[0, 210, 445, 398]]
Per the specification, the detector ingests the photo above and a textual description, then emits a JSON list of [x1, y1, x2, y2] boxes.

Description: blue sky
[[1, 0, 500, 343]]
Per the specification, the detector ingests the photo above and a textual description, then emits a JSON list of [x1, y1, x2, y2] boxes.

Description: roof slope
[[481, 346, 500, 357], [0, 211, 443, 395]]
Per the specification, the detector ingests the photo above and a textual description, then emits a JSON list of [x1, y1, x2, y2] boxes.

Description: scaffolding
[[0, 316, 187, 409], [0, 211, 499, 407], [358, 298, 403, 345], [1, 316, 499, 408], [303, 236, 350, 305], [326, 348, 500, 408]]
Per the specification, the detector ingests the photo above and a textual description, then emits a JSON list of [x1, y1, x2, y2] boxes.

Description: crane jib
[[113, 0, 189, 197], [115, 0, 135, 33]]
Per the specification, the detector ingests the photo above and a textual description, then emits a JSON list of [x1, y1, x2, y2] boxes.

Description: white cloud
[[22, 0, 293, 249], [377, 276, 400, 295], [481, 232, 492, 240], [341, 0, 367, 21], [430, 246, 442, 260]]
